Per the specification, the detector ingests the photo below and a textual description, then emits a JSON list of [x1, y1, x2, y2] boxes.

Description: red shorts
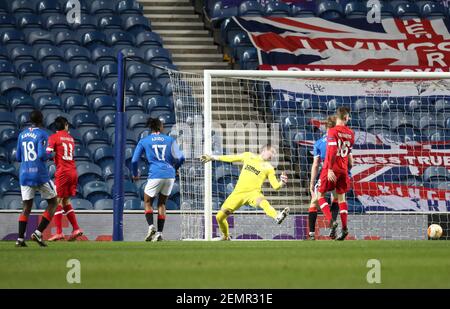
[[54, 171, 78, 198], [318, 169, 350, 195]]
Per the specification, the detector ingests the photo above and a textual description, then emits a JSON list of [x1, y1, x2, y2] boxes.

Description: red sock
[[339, 202, 348, 229], [54, 205, 64, 234], [308, 207, 317, 213], [318, 197, 332, 222], [63, 204, 79, 231]]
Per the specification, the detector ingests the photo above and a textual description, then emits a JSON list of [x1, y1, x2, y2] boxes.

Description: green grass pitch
[[1, 241, 449, 288]]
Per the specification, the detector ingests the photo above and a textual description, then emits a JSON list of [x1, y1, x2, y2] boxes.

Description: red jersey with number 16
[[47, 130, 76, 174], [323, 125, 355, 174]]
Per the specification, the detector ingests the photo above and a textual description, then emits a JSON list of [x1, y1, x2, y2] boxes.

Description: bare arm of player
[[325, 129, 338, 183], [131, 141, 144, 181], [309, 156, 320, 197], [200, 153, 245, 163]]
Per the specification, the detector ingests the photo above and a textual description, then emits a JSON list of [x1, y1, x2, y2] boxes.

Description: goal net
[[169, 70, 450, 241]]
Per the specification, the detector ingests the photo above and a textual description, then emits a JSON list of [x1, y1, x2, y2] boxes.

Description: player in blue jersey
[[15, 111, 58, 247], [131, 118, 185, 242], [308, 115, 353, 240]]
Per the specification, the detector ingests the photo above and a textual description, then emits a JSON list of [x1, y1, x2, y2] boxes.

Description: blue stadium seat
[[37, 0, 62, 16], [9, 93, 35, 114], [90, 0, 115, 16], [124, 96, 145, 112], [123, 181, 139, 199], [55, 79, 82, 102], [0, 177, 21, 206], [94, 199, 113, 210], [143, 47, 172, 65], [91, 46, 117, 65], [1, 30, 26, 46], [100, 113, 116, 129], [229, 32, 252, 59], [265, 1, 291, 17], [93, 146, 115, 169], [0, 162, 17, 183], [73, 112, 100, 131], [83, 181, 111, 205], [0, 15, 16, 32], [36, 95, 62, 112], [128, 114, 147, 130], [0, 61, 16, 78], [45, 62, 72, 81], [135, 31, 162, 48], [364, 113, 389, 130], [74, 145, 92, 162], [72, 14, 97, 32], [109, 129, 137, 148], [27, 30, 55, 46], [157, 113, 176, 127], [145, 96, 172, 114], [423, 166, 450, 182], [291, 1, 316, 17], [17, 62, 44, 82], [54, 30, 81, 46], [7, 199, 23, 210], [395, 2, 420, 19], [77, 163, 103, 185], [435, 99, 450, 113], [316, 0, 343, 20], [211, 1, 238, 20], [47, 161, 56, 178], [65, 46, 91, 65], [17, 112, 31, 129], [238, 1, 263, 16], [1, 79, 26, 96], [98, 15, 122, 31], [83, 129, 110, 153], [377, 1, 394, 19], [417, 115, 443, 130], [44, 14, 70, 30], [239, 47, 258, 70], [127, 63, 153, 85], [110, 80, 136, 96], [124, 198, 143, 210], [81, 31, 108, 49], [71, 198, 94, 210], [344, 1, 367, 19], [117, 46, 145, 62], [91, 95, 116, 118], [82, 80, 109, 99], [34, 45, 64, 64], [420, 2, 446, 19], [138, 81, 164, 100], [116, 0, 143, 17], [0, 46, 9, 61], [123, 15, 151, 34], [27, 78, 53, 98], [0, 147, 8, 162], [102, 162, 131, 181], [72, 63, 99, 85], [354, 98, 380, 113], [380, 98, 407, 112], [64, 95, 89, 113], [0, 2, 8, 13], [107, 31, 135, 48], [17, 14, 42, 30], [10, 46, 35, 66], [11, 0, 38, 14]]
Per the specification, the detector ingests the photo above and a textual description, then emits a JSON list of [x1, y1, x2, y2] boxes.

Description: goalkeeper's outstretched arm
[[268, 169, 288, 190], [200, 153, 245, 163]]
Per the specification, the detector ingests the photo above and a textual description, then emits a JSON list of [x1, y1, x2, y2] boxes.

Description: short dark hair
[[54, 116, 69, 131], [326, 115, 336, 129], [147, 117, 162, 132], [336, 106, 351, 120], [30, 110, 43, 126]]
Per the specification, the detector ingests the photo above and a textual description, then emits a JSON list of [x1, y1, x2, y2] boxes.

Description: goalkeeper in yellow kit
[[200, 145, 290, 240]]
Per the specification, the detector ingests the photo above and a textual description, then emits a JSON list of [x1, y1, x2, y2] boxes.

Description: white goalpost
[[169, 69, 450, 241]]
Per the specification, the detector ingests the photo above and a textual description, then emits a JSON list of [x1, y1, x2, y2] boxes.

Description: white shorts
[[21, 181, 57, 201], [144, 178, 175, 197]]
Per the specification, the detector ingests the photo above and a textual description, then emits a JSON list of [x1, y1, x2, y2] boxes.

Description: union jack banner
[[234, 16, 450, 70]]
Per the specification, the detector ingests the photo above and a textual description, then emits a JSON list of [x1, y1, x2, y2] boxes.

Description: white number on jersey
[[22, 141, 37, 162], [62, 142, 74, 161], [337, 140, 351, 157], [152, 145, 167, 161]]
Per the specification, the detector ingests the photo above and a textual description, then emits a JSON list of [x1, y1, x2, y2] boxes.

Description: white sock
[[34, 230, 42, 237], [17, 238, 24, 242]]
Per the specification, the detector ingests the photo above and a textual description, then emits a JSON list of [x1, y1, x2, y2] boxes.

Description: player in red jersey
[[46, 117, 83, 241], [317, 107, 355, 241]]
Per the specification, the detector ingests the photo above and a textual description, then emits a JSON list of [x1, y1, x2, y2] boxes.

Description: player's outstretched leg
[[32, 197, 57, 247], [48, 204, 65, 241], [216, 209, 231, 240], [16, 200, 32, 247], [308, 206, 318, 240], [336, 201, 349, 241], [153, 194, 168, 242]]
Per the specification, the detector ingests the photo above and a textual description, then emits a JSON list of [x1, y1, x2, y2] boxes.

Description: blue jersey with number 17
[[131, 133, 185, 179], [16, 127, 50, 186]]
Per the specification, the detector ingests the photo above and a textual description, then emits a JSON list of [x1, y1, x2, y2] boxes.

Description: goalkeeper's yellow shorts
[[221, 190, 265, 212]]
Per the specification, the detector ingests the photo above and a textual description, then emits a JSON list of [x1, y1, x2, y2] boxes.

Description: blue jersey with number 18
[[16, 127, 50, 186], [131, 133, 185, 179]]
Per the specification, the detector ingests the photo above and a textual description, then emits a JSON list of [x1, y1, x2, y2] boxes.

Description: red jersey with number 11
[[323, 125, 355, 174], [47, 130, 76, 174]]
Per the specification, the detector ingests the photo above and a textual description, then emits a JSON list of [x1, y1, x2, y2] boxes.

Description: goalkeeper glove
[[280, 172, 288, 186], [200, 154, 216, 163]]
